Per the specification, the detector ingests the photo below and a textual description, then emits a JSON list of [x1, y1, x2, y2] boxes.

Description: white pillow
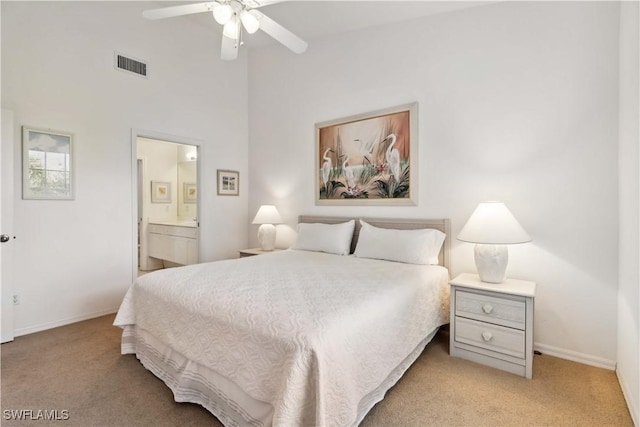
[[354, 220, 446, 265], [291, 220, 355, 255]]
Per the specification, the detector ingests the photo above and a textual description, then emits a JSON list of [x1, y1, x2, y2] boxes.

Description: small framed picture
[[217, 169, 239, 196], [183, 182, 197, 203], [22, 126, 74, 200], [151, 181, 171, 203]]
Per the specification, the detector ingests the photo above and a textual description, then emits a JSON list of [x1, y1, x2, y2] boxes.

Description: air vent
[[115, 52, 148, 78]]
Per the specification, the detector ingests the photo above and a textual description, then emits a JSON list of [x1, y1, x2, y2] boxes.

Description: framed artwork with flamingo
[[315, 102, 418, 205]]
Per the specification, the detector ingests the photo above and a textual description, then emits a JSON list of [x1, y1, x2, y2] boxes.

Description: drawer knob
[[482, 304, 494, 314], [481, 332, 493, 342]]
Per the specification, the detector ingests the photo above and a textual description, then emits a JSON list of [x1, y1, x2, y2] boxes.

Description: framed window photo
[[22, 126, 74, 200], [151, 181, 171, 203], [315, 102, 418, 206], [217, 169, 239, 196], [183, 182, 197, 203]]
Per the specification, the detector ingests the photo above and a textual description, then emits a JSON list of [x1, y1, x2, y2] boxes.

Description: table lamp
[[457, 201, 531, 283], [252, 205, 283, 251]]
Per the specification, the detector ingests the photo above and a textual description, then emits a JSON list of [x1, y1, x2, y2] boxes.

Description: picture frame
[[183, 182, 197, 203], [217, 169, 239, 196], [22, 126, 74, 200], [315, 102, 418, 206], [151, 181, 171, 203]]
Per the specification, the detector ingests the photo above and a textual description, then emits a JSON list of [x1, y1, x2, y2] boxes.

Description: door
[[1, 109, 15, 343]]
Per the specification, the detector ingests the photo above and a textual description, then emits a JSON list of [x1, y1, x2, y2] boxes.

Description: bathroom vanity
[[147, 221, 198, 265]]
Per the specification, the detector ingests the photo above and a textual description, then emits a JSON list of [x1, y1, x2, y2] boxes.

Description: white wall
[[1, 1, 249, 335], [617, 1, 639, 424], [248, 2, 621, 366]]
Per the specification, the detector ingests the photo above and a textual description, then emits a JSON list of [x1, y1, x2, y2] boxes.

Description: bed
[[114, 216, 451, 426]]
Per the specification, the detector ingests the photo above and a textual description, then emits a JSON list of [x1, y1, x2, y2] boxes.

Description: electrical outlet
[[12, 294, 20, 305]]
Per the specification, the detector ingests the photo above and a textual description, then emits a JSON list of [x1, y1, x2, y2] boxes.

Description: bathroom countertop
[[149, 220, 198, 228]]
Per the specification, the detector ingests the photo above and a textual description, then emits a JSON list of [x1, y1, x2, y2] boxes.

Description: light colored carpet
[[1, 314, 633, 426]]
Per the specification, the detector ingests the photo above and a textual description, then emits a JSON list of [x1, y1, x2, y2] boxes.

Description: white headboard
[[298, 216, 451, 270]]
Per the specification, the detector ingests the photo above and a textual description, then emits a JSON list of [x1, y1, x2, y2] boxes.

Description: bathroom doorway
[[132, 131, 200, 280]]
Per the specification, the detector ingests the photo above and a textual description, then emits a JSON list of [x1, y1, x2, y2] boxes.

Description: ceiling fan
[[142, 0, 308, 61]]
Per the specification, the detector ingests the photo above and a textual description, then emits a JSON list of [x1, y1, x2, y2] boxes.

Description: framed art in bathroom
[[183, 182, 197, 203], [151, 181, 171, 203]]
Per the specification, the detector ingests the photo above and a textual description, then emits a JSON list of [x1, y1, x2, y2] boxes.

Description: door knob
[[0, 234, 10, 243]]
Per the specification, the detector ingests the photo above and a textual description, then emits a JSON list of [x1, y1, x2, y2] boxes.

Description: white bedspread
[[114, 250, 449, 426]]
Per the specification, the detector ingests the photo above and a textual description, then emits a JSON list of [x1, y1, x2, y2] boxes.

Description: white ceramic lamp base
[[474, 244, 508, 283], [257, 223, 276, 251]]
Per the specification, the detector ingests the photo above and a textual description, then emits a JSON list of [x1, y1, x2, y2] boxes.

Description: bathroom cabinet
[[148, 222, 198, 265]]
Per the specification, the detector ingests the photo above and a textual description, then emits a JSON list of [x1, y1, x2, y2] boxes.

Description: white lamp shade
[[457, 202, 531, 245], [240, 10, 260, 34], [212, 4, 233, 25], [252, 205, 283, 225], [223, 18, 239, 39]]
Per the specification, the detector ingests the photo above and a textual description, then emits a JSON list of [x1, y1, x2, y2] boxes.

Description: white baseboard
[[13, 307, 119, 337], [534, 342, 617, 371], [617, 368, 639, 427]]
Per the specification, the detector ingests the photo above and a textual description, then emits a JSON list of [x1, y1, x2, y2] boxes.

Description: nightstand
[[449, 273, 536, 379], [238, 248, 283, 258]]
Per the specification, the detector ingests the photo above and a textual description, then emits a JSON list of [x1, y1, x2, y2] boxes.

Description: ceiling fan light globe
[[213, 4, 233, 25], [223, 18, 239, 39], [240, 10, 260, 34]]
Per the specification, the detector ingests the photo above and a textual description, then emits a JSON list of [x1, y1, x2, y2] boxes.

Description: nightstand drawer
[[456, 290, 526, 329], [455, 317, 525, 359]]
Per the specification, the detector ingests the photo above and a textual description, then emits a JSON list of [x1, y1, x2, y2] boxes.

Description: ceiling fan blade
[[253, 11, 308, 54], [245, 0, 288, 8], [220, 34, 239, 61], [142, 2, 218, 20]]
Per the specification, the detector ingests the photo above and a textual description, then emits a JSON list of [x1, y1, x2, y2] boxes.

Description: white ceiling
[[246, 1, 491, 48], [147, 1, 492, 50]]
